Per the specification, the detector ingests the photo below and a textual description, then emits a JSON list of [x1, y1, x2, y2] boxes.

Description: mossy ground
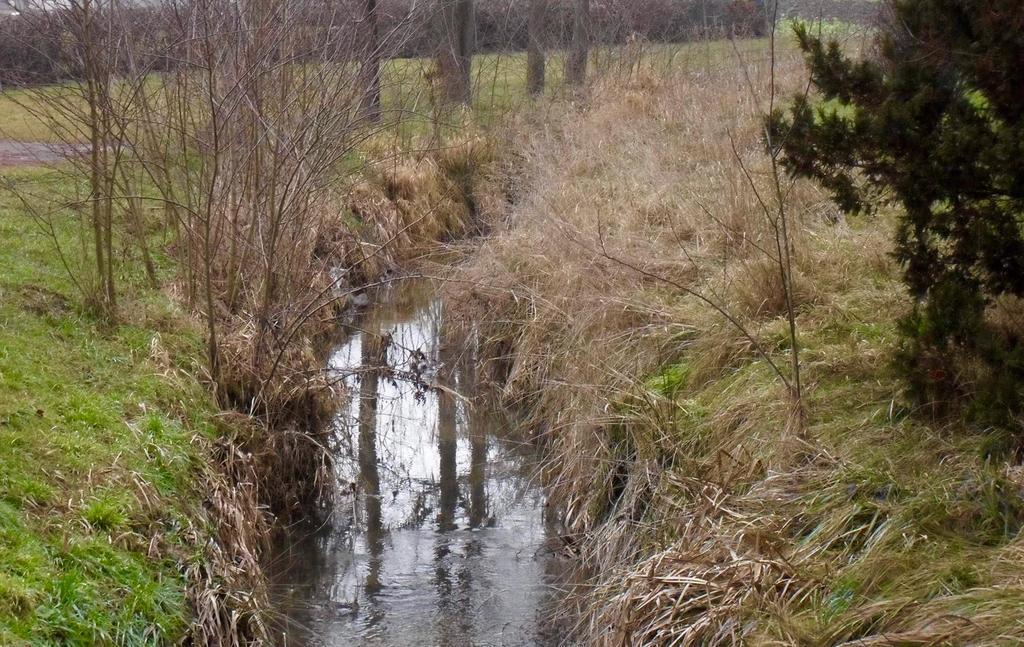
[[0, 167, 219, 645]]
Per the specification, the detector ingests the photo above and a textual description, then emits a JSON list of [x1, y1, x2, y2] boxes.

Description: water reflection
[[437, 329, 458, 534], [358, 331, 387, 596], [269, 278, 566, 647], [465, 347, 490, 531]]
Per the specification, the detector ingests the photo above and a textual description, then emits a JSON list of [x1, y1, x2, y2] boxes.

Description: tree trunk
[[526, 0, 546, 96], [81, 0, 116, 319], [360, 0, 381, 120], [565, 0, 590, 88], [202, 211, 220, 394], [436, 0, 474, 105]]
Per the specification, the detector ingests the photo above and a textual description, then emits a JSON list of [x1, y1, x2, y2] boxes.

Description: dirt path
[[0, 141, 86, 167]]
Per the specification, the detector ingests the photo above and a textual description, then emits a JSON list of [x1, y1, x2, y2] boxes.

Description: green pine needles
[[770, 2, 1024, 429]]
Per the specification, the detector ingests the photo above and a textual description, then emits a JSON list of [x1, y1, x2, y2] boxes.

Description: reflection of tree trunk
[[437, 327, 458, 532], [461, 343, 487, 528], [437, 399, 459, 531], [436, 0, 474, 104], [358, 331, 388, 593], [526, 0, 546, 96], [469, 429, 486, 527], [565, 0, 590, 87]]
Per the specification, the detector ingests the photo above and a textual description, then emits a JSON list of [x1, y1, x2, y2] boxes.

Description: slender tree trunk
[[130, 200, 159, 289], [360, 0, 382, 120], [120, 167, 158, 289], [82, 0, 117, 318], [203, 214, 220, 392], [565, 0, 590, 88], [224, 191, 241, 311], [201, 37, 222, 393], [526, 0, 546, 96], [87, 90, 106, 314], [436, 0, 474, 104], [100, 102, 116, 314]]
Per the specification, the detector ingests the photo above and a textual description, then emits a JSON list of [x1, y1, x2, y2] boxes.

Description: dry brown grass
[[186, 425, 272, 646], [448, 41, 1024, 646], [342, 132, 501, 279]]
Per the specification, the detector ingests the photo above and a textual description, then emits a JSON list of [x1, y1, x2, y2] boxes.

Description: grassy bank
[[0, 71, 508, 644], [0, 168, 263, 644], [452, 42, 1024, 644]]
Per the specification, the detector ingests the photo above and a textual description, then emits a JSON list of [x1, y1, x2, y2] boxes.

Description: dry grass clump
[[345, 132, 502, 277], [348, 155, 468, 264], [449, 42, 1024, 645], [186, 425, 272, 646], [453, 39, 820, 510]]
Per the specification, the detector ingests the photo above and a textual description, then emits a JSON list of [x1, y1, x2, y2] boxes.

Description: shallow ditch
[[267, 276, 570, 646]]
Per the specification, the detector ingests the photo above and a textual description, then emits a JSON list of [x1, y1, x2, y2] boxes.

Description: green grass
[[0, 167, 219, 645], [0, 84, 80, 142]]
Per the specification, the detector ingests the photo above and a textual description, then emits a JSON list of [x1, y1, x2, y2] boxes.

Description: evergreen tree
[[770, 1, 1024, 425]]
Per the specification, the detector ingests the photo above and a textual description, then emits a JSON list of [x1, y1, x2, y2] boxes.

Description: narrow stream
[[269, 278, 568, 646]]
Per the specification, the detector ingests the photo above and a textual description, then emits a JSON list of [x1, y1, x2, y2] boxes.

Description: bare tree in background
[[526, 0, 547, 96], [436, 0, 475, 104], [76, 0, 117, 316], [361, 0, 382, 120], [565, 0, 590, 87], [6, 0, 146, 320]]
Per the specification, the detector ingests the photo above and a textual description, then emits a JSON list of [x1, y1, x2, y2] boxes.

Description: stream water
[[268, 278, 568, 646]]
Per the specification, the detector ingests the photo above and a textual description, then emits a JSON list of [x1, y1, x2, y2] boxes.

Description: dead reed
[[449, 41, 1024, 645]]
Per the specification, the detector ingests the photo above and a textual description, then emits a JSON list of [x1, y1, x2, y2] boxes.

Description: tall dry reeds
[[447, 39, 973, 643]]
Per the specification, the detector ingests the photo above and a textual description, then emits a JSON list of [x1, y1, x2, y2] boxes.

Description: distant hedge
[[379, 0, 774, 59], [0, 15, 66, 87], [0, 0, 878, 88]]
